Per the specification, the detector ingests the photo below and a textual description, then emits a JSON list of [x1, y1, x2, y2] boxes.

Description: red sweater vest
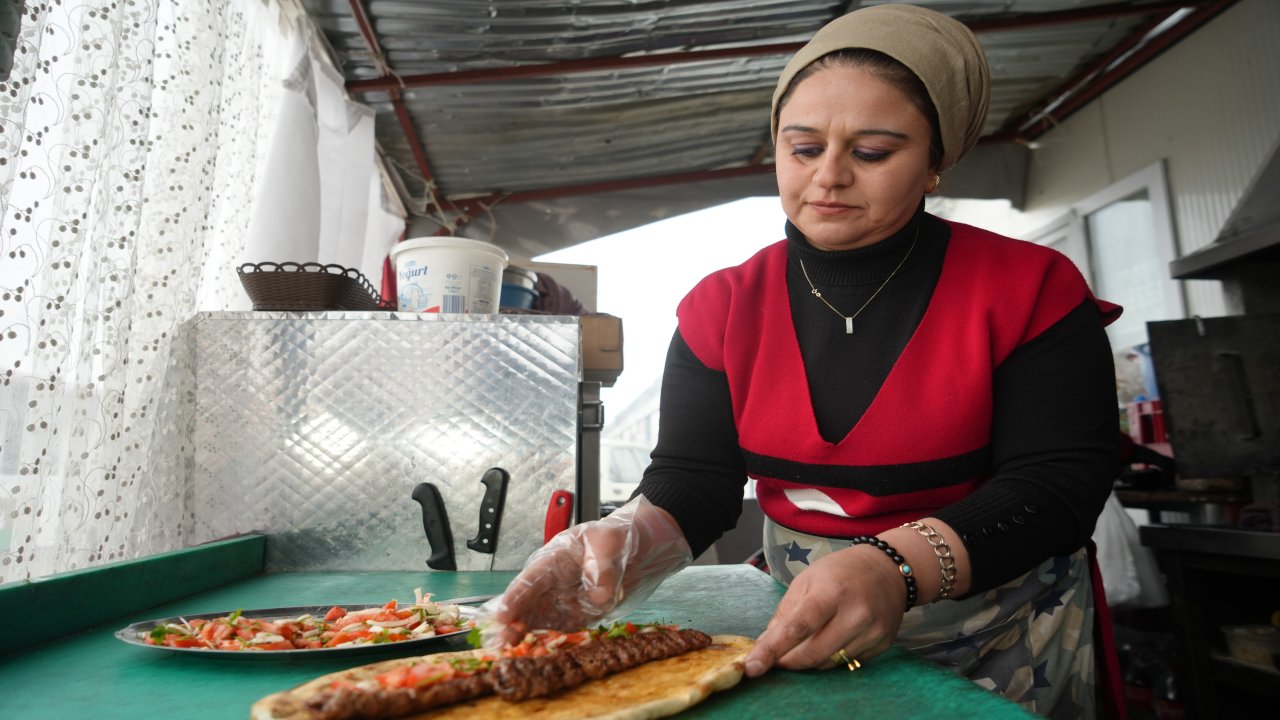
[[676, 221, 1120, 538]]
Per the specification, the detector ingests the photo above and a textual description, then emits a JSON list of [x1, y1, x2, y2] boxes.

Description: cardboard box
[[581, 313, 622, 386]]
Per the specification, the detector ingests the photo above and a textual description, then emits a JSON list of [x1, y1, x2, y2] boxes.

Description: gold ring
[[830, 648, 862, 671]]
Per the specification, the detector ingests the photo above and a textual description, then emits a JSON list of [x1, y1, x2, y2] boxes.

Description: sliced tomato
[[332, 609, 379, 629], [251, 641, 296, 651], [203, 622, 233, 644], [253, 620, 282, 634], [325, 630, 373, 646], [377, 667, 411, 689], [408, 662, 453, 687], [163, 635, 205, 649], [323, 606, 346, 622]]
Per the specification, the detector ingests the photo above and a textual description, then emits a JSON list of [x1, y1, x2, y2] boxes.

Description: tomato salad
[[140, 589, 473, 651]]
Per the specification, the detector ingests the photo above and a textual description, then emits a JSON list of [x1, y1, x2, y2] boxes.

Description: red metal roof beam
[[965, 0, 1208, 32], [1015, 0, 1238, 140], [345, 0, 383, 62], [345, 0, 460, 222]]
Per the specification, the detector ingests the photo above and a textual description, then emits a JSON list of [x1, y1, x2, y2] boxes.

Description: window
[[1026, 162, 1185, 402]]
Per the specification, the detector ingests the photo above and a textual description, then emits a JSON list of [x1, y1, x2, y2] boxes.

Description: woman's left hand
[[743, 544, 908, 677]]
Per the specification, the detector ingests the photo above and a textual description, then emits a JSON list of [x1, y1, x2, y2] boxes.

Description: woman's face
[[776, 65, 936, 251]]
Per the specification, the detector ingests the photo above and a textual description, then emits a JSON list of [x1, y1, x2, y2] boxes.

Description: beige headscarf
[[770, 3, 990, 172]]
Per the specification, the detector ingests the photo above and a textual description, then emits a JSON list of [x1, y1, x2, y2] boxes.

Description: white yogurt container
[[390, 236, 508, 313]]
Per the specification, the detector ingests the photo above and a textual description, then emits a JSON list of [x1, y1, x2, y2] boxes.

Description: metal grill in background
[[183, 311, 583, 572]]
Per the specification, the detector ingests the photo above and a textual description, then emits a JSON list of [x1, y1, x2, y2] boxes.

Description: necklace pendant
[[844, 316, 854, 335]]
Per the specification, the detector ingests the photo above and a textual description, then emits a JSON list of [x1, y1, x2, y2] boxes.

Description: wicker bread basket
[[237, 262, 387, 311]]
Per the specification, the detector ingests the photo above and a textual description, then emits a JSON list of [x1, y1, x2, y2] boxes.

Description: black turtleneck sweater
[[633, 207, 1119, 594]]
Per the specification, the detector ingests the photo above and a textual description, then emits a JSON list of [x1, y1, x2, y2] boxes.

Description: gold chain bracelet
[[902, 521, 957, 600]]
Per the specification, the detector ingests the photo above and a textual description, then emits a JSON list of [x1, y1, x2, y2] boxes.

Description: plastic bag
[[474, 494, 692, 647], [1092, 492, 1169, 608]]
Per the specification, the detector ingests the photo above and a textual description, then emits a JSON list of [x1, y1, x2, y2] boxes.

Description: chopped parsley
[[148, 625, 185, 643]]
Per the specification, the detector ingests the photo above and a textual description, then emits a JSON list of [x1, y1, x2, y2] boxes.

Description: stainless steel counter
[[178, 311, 584, 572], [1139, 524, 1280, 559]]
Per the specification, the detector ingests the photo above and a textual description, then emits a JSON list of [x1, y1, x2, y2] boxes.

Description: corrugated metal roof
[[298, 0, 1239, 254]]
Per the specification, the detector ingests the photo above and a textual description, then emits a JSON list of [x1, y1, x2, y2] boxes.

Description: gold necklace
[[797, 223, 919, 335]]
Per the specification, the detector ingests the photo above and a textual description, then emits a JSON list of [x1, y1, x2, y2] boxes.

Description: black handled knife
[[466, 467, 509, 569], [412, 482, 456, 571]]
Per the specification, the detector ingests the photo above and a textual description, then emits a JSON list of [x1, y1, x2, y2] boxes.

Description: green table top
[[0, 540, 1032, 719]]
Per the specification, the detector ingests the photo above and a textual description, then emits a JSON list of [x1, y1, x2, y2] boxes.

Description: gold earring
[[926, 174, 941, 193]]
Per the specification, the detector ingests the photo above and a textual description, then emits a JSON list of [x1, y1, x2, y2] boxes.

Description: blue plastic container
[[500, 267, 539, 309], [500, 283, 538, 309]]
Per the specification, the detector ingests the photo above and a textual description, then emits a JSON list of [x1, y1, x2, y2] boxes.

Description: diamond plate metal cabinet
[[185, 311, 582, 572]]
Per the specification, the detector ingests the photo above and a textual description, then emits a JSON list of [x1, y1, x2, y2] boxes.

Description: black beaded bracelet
[[849, 536, 918, 611]]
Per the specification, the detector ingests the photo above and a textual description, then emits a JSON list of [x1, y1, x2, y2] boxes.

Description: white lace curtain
[[0, 0, 404, 583]]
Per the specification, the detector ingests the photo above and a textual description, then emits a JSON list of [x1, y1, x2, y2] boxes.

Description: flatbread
[[251, 635, 753, 720], [249, 647, 489, 720]]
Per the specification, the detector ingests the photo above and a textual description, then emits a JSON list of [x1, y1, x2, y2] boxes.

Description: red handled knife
[[544, 489, 575, 544]]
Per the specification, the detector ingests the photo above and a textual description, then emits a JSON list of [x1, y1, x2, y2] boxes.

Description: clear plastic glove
[[474, 495, 692, 647]]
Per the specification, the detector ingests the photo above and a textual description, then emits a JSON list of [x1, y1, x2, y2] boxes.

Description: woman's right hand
[[478, 495, 692, 647], [743, 543, 906, 677]]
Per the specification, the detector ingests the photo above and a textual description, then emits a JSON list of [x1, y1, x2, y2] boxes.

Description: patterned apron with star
[[763, 518, 1096, 719]]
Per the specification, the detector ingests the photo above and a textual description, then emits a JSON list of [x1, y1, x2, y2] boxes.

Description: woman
[[482, 5, 1120, 716]]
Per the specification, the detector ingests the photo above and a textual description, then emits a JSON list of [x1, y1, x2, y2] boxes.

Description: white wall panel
[[1018, 0, 1280, 318], [1019, 103, 1113, 232]]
